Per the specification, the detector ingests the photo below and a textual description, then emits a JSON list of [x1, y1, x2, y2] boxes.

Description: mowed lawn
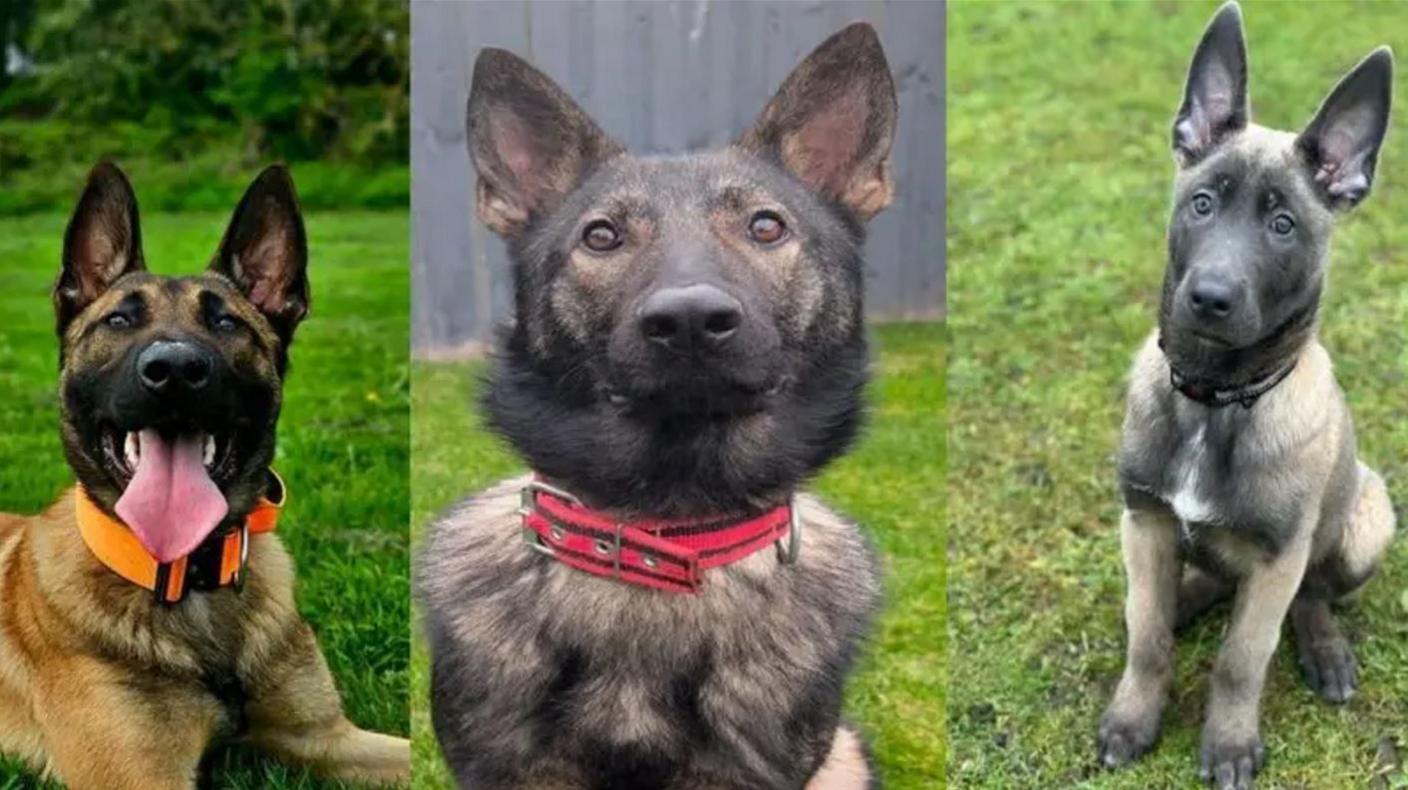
[[409, 323, 945, 788], [949, 2, 1408, 788], [0, 210, 409, 788]]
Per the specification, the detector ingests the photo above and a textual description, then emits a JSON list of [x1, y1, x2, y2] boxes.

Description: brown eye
[[748, 211, 787, 245], [582, 220, 623, 253]]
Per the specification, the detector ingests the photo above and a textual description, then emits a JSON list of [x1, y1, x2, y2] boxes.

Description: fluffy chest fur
[[417, 475, 880, 790], [1118, 334, 1354, 570]]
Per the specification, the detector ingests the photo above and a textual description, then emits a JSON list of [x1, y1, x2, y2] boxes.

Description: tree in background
[[6, 0, 406, 164], [0, 0, 37, 93]]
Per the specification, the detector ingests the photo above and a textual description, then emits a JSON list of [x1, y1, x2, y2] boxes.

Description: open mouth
[[98, 426, 234, 563], [102, 427, 236, 485]]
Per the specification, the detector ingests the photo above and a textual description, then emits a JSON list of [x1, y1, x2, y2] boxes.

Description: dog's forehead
[[588, 149, 798, 209], [1175, 125, 1327, 217]]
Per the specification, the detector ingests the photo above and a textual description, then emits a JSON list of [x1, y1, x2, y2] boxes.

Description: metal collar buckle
[[233, 521, 251, 592], [520, 480, 581, 557], [775, 496, 802, 565]]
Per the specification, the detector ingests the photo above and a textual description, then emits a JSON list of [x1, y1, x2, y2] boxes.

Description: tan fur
[[0, 491, 408, 788], [804, 726, 872, 790]]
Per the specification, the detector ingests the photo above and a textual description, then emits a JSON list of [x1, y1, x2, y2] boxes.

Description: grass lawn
[[0, 209, 409, 788], [948, 1, 1408, 787], [409, 322, 945, 788]]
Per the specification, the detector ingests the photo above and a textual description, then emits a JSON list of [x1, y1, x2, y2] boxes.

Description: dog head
[[1160, 2, 1391, 381], [467, 23, 896, 514], [56, 162, 309, 561]]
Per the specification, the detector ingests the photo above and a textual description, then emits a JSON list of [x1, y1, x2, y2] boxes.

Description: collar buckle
[[519, 480, 581, 557], [232, 521, 251, 592], [775, 496, 802, 565]]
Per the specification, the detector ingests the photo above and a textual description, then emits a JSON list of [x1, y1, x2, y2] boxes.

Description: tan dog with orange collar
[[0, 163, 408, 788]]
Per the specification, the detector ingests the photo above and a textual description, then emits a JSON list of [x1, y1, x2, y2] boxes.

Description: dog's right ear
[[55, 162, 146, 334], [466, 48, 623, 238], [1173, 2, 1249, 165]]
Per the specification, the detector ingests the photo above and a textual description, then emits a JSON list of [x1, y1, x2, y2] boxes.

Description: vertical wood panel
[[412, 0, 945, 354]]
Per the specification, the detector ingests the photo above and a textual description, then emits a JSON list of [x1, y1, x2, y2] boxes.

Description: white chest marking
[[1169, 425, 1218, 525]]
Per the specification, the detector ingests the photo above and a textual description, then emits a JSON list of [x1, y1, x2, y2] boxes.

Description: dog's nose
[[1188, 277, 1245, 320], [137, 341, 213, 394], [637, 284, 743, 352]]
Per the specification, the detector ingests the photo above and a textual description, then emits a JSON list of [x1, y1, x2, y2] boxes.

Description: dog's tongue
[[115, 429, 228, 563]]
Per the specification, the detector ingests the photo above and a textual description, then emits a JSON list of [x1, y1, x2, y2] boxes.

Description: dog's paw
[[1297, 637, 1358, 704], [1096, 711, 1159, 768], [1199, 731, 1265, 790]]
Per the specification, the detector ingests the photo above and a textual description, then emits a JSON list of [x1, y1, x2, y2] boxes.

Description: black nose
[[1188, 277, 1245, 320], [637, 284, 744, 352], [137, 341, 213, 394]]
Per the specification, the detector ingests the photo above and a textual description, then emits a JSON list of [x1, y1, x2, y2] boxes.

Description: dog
[[0, 163, 410, 788], [1097, 4, 1395, 788], [416, 22, 895, 790]]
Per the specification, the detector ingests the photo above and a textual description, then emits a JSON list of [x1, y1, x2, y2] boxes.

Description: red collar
[[519, 480, 799, 594]]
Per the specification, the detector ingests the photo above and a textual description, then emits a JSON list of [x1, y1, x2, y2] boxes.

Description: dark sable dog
[[418, 23, 896, 790], [1098, 4, 1394, 789], [0, 163, 409, 788]]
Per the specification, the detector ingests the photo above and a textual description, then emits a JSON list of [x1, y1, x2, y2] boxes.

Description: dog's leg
[[1290, 596, 1356, 704], [34, 657, 219, 790], [242, 621, 410, 786], [805, 725, 876, 790], [1175, 566, 1234, 632], [1199, 534, 1312, 790], [1098, 507, 1180, 768], [1293, 463, 1394, 705]]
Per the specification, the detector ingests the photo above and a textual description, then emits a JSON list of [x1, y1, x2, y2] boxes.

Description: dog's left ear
[[209, 165, 310, 340], [738, 22, 897, 221], [1297, 47, 1394, 210]]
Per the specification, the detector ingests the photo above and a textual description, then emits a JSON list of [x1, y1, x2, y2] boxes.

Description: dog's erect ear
[[467, 48, 624, 237], [55, 162, 146, 333], [1297, 47, 1394, 210], [738, 22, 897, 221], [210, 166, 310, 340], [1173, 2, 1249, 165]]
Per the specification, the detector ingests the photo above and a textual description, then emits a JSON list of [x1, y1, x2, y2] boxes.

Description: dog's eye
[[104, 313, 132, 330], [748, 211, 788, 245], [1191, 192, 1215, 216], [1270, 214, 1295, 236], [581, 220, 623, 253], [212, 314, 239, 332]]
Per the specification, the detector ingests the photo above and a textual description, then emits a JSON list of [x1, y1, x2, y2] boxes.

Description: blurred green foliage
[[0, 0, 407, 214]]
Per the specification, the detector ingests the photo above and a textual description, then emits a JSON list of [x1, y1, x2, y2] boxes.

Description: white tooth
[[204, 435, 216, 467], [124, 432, 140, 469]]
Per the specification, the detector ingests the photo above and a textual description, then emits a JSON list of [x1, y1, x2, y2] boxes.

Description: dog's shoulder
[[415, 474, 533, 615]]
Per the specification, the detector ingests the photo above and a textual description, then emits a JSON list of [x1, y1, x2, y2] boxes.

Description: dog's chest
[[1164, 424, 1220, 526]]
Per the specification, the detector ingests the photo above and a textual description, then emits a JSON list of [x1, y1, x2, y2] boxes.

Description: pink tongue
[[115, 429, 229, 563]]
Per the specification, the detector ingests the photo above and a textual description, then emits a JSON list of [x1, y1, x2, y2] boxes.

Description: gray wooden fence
[[411, 0, 945, 355]]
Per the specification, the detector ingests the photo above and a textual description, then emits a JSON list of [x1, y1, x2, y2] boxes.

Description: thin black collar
[[1165, 355, 1298, 409]]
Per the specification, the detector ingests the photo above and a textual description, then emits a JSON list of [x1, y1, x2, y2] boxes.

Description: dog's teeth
[[124, 432, 140, 469], [203, 435, 216, 467]]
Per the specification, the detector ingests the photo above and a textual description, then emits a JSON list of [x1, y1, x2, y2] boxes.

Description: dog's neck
[[484, 333, 867, 519], [1158, 301, 1319, 409]]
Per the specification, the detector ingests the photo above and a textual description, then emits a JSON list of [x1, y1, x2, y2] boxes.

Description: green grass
[[948, 2, 1408, 787], [409, 323, 945, 788], [0, 210, 409, 787]]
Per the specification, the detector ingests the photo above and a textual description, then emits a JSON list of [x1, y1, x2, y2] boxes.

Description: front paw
[[1199, 730, 1265, 789], [1097, 709, 1159, 768], [1297, 637, 1358, 704]]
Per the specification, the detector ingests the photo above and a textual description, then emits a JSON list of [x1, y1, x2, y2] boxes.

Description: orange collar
[[75, 470, 285, 604]]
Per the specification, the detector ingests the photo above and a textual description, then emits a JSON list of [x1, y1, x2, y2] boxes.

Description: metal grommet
[[549, 526, 564, 541], [642, 553, 658, 568], [594, 539, 612, 555]]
